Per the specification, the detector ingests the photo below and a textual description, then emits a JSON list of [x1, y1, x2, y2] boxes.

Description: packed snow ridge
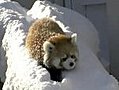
[[0, 0, 119, 90]]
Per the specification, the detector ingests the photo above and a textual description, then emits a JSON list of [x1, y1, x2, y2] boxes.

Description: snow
[[0, 0, 119, 90]]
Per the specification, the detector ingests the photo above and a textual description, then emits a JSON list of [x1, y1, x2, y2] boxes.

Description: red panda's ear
[[71, 33, 77, 45], [43, 41, 55, 53]]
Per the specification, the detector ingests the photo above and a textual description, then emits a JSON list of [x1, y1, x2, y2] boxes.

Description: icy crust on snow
[[0, 0, 29, 82], [0, 0, 119, 90]]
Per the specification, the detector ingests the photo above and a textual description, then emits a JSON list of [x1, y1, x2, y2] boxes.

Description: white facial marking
[[71, 33, 77, 45], [43, 41, 55, 53], [43, 54, 49, 67], [62, 58, 76, 70], [52, 57, 62, 69]]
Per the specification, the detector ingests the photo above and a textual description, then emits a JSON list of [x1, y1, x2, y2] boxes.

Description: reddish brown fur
[[25, 18, 65, 64], [48, 35, 77, 57]]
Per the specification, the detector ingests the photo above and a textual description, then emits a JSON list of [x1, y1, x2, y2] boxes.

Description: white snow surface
[[0, 0, 118, 90]]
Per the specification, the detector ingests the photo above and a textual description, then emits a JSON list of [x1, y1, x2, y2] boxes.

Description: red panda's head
[[43, 33, 79, 70]]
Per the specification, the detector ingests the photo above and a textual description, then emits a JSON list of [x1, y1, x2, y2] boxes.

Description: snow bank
[[0, 0, 118, 90]]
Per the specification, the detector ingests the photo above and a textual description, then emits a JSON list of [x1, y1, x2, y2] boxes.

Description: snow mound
[[0, 0, 118, 90]]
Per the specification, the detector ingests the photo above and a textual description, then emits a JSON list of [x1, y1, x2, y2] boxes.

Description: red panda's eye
[[52, 42, 56, 45], [71, 55, 75, 59], [48, 47, 53, 53], [49, 47, 53, 50], [62, 57, 67, 61]]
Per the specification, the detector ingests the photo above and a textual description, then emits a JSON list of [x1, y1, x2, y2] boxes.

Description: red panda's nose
[[69, 62, 74, 67]]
